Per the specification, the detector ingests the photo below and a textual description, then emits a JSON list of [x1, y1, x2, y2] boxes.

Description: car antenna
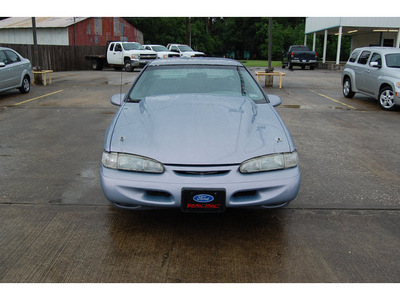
[[120, 68, 123, 100]]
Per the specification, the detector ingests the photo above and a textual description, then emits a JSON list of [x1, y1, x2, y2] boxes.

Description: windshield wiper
[[126, 98, 141, 103]]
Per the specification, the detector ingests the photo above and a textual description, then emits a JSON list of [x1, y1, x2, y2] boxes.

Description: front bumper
[[100, 164, 301, 210]]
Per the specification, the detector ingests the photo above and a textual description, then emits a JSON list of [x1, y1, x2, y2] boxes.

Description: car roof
[[147, 57, 243, 67], [354, 47, 400, 54]]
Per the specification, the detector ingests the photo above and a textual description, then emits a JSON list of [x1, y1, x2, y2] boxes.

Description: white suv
[[342, 47, 400, 110]]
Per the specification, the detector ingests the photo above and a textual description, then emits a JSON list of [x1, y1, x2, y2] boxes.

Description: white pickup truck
[[85, 41, 157, 72], [166, 44, 205, 58]]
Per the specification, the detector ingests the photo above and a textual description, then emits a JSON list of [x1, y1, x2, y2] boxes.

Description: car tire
[[19, 76, 30, 94], [91, 59, 103, 71], [125, 60, 133, 72], [379, 86, 396, 111], [343, 77, 355, 98]]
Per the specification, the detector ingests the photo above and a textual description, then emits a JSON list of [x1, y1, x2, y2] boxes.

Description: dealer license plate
[[181, 189, 226, 213]]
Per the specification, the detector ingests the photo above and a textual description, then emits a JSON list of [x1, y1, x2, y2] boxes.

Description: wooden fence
[[0, 44, 105, 71]]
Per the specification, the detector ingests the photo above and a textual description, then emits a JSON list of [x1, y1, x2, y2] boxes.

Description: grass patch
[[239, 60, 282, 68]]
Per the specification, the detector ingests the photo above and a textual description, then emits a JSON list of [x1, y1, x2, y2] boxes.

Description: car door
[[170, 46, 181, 56], [363, 52, 383, 95], [354, 50, 371, 92], [0, 50, 8, 90], [2, 50, 23, 88], [108, 43, 123, 65]]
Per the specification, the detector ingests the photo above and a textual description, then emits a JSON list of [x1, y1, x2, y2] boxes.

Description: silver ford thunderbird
[[101, 58, 300, 212]]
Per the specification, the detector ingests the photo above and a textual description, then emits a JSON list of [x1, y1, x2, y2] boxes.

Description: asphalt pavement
[[0, 67, 399, 284]]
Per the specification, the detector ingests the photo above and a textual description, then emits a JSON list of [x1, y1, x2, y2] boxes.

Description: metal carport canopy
[[305, 17, 400, 64]]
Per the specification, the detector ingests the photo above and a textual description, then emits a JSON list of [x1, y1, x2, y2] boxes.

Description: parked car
[[0, 47, 33, 94], [100, 57, 300, 212], [282, 45, 317, 70], [342, 47, 400, 111], [143, 45, 180, 58], [166, 44, 205, 58]]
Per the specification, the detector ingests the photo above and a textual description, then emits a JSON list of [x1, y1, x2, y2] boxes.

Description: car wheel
[[19, 76, 30, 94], [343, 77, 355, 98], [125, 60, 133, 72], [91, 59, 103, 70], [379, 86, 396, 111]]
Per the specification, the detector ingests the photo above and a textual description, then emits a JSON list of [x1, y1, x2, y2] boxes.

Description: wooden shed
[[0, 17, 143, 45]]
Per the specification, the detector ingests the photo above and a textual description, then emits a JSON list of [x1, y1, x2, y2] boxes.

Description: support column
[[336, 26, 342, 65], [313, 32, 316, 51], [397, 28, 400, 48], [304, 34, 307, 46], [323, 30, 328, 63]]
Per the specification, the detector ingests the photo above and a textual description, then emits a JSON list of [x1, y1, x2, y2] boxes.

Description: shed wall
[[0, 28, 69, 45]]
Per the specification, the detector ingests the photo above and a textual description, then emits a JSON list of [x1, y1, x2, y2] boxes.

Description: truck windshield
[[178, 45, 194, 52], [385, 53, 400, 68], [128, 65, 266, 103], [152, 46, 169, 52], [122, 43, 144, 50]]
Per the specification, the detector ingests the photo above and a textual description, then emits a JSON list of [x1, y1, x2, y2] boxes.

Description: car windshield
[[178, 45, 194, 52], [385, 53, 400, 68], [128, 65, 266, 103], [152, 45, 169, 52], [122, 43, 144, 50]]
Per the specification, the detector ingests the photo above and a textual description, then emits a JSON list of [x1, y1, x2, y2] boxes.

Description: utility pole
[[267, 17, 274, 73], [31, 17, 40, 71]]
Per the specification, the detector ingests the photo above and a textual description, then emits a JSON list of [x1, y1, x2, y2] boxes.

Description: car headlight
[[239, 151, 298, 174], [131, 54, 140, 59], [102, 152, 164, 173]]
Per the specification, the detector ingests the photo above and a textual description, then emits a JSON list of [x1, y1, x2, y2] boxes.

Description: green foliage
[[125, 17, 351, 61]]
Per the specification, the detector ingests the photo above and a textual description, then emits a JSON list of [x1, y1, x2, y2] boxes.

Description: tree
[[126, 17, 309, 59]]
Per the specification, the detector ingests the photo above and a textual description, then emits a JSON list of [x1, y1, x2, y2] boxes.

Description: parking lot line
[[309, 89, 357, 110], [6, 90, 64, 107]]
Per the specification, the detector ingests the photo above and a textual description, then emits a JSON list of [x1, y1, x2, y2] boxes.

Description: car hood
[[183, 51, 204, 55], [125, 49, 156, 55], [108, 94, 291, 165]]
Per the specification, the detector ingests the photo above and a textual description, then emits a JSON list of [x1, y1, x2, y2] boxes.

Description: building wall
[[68, 17, 143, 46], [351, 32, 399, 50], [306, 17, 400, 34], [0, 17, 143, 46], [0, 28, 69, 45]]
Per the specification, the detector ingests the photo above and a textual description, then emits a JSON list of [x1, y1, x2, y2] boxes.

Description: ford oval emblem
[[193, 194, 214, 203]]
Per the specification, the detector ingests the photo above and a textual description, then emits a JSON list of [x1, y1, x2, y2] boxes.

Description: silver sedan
[[0, 47, 33, 94], [101, 58, 300, 212]]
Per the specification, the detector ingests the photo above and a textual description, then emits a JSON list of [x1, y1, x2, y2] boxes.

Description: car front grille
[[174, 170, 230, 176], [141, 54, 157, 60]]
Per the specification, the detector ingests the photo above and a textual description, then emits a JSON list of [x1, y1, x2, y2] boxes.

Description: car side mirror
[[110, 94, 125, 106], [0, 62, 5, 68], [370, 61, 381, 68], [268, 95, 282, 107]]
